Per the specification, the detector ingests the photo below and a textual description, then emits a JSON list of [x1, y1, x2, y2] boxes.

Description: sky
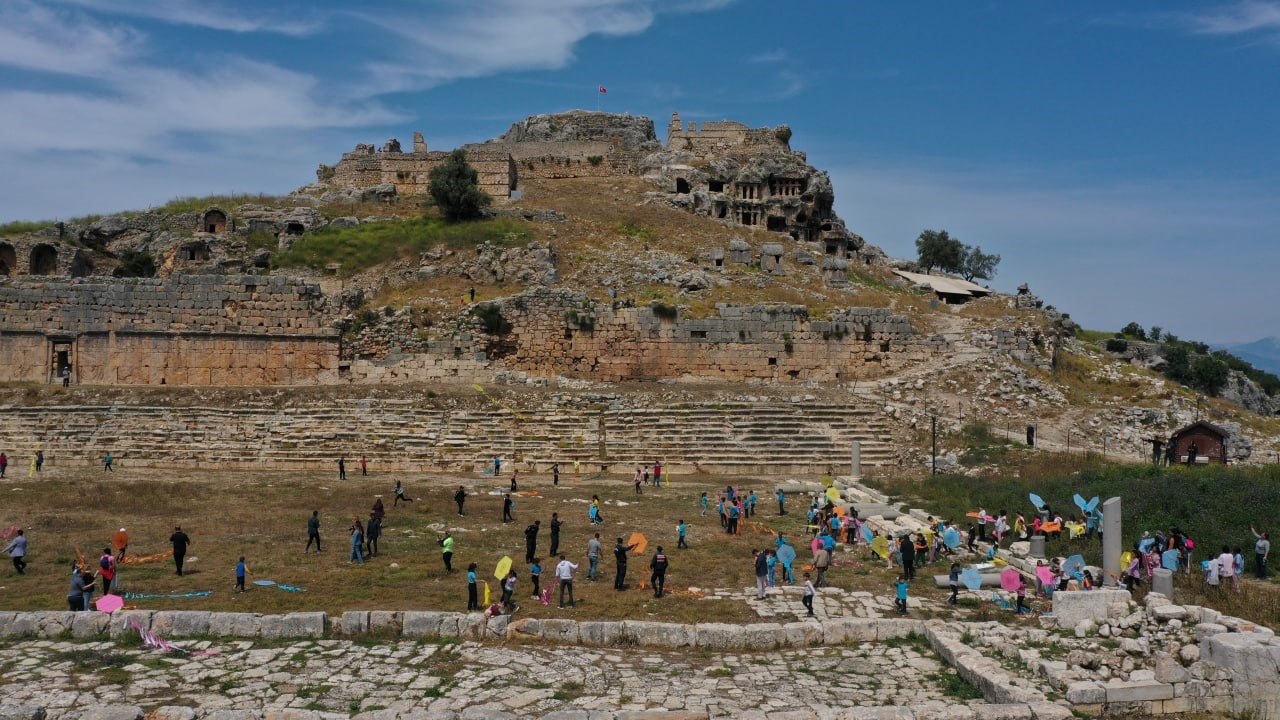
[[2, 0, 1278, 344]]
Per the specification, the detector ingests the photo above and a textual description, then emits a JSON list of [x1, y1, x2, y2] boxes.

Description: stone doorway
[[202, 209, 228, 233], [0, 242, 15, 276], [50, 339, 73, 384], [29, 244, 57, 275]]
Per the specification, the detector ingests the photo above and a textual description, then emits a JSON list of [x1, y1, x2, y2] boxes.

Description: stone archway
[[29, 244, 57, 275], [201, 208, 228, 233], [0, 242, 15, 276]]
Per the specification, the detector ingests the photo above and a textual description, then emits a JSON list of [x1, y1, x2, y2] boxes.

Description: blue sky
[[2, 0, 1277, 343]]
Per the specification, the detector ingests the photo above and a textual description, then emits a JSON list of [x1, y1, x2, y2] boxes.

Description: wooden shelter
[[1169, 421, 1230, 465]]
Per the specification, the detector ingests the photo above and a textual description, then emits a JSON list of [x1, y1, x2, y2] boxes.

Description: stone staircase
[[0, 399, 896, 475]]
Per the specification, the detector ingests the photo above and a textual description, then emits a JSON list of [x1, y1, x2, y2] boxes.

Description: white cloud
[[48, 0, 323, 36], [0, 1, 142, 77], [346, 0, 724, 94], [1188, 0, 1280, 35], [750, 49, 788, 64]]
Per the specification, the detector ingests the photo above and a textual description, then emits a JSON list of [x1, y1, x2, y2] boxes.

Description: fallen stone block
[[1026, 703, 1072, 720], [147, 707, 196, 720], [1104, 680, 1174, 702], [1065, 681, 1105, 705], [1154, 652, 1190, 683], [1151, 604, 1188, 622], [979, 706, 1034, 720], [0, 704, 47, 720]]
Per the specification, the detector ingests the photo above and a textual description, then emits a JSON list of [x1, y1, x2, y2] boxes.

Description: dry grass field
[[0, 464, 932, 622]]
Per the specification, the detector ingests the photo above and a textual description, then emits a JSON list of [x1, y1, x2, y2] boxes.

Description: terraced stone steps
[[0, 399, 896, 474]]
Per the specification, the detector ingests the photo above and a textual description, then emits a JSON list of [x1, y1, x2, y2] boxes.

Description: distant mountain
[[1220, 337, 1280, 376]]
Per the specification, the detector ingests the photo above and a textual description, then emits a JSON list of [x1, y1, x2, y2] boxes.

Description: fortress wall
[[330, 150, 514, 198], [350, 289, 944, 385], [492, 292, 942, 382], [0, 276, 340, 386]]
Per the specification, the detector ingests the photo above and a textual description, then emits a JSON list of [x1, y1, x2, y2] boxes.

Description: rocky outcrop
[[489, 111, 658, 150]]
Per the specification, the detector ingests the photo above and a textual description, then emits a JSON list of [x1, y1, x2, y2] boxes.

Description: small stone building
[[1169, 421, 1229, 465]]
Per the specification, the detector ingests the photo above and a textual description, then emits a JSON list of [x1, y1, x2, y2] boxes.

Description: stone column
[[1152, 568, 1174, 598], [1102, 497, 1122, 586], [850, 441, 862, 480]]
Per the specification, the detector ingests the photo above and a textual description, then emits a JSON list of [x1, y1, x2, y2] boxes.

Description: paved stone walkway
[[0, 636, 959, 719]]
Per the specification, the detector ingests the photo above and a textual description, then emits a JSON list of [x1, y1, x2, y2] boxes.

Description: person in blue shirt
[[747, 491, 757, 517], [530, 559, 542, 600], [726, 503, 740, 535], [776, 489, 786, 515], [235, 556, 251, 593], [894, 575, 909, 615], [699, 493, 708, 516], [466, 563, 479, 611], [948, 562, 960, 604], [677, 521, 688, 549]]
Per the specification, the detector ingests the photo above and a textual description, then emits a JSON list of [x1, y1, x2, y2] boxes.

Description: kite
[[96, 594, 124, 614], [776, 544, 797, 567], [871, 535, 890, 559], [1162, 549, 1180, 571], [1035, 566, 1055, 587], [942, 528, 961, 549], [494, 556, 513, 581], [1061, 555, 1085, 578], [1073, 494, 1088, 512], [824, 487, 840, 503], [961, 568, 984, 591], [1029, 493, 1045, 510], [628, 532, 648, 555], [1000, 568, 1023, 591], [861, 524, 874, 543]]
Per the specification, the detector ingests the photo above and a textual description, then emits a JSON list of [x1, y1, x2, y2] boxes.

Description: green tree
[[915, 229, 963, 274], [1121, 322, 1146, 340], [1149, 326, 1162, 342], [428, 150, 491, 221], [1163, 345, 1190, 382], [1191, 355, 1230, 396], [960, 244, 1000, 281]]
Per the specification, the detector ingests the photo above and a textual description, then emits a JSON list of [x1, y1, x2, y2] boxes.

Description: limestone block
[[338, 611, 370, 635], [109, 611, 153, 639], [1196, 622, 1228, 639], [622, 621, 693, 648], [782, 620, 823, 647], [875, 619, 925, 641], [207, 612, 261, 638], [79, 707, 145, 720], [485, 614, 508, 638], [695, 622, 746, 649], [577, 621, 622, 646], [540, 619, 580, 644], [368, 611, 402, 635], [1104, 681, 1174, 702], [1026, 703, 1072, 720], [71, 611, 110, 639], [1154, 652, 1190, 683], [151, 611, 212, 637], [262, 712, 326, 720], [978, 706, 1034, 720], [912, 705, 977, 720], [1151, 604, 1188, 622], [0, 704, 47, 720], [823, 618, 877, 645], [836, 707, 915, 720], [402, 611, 447, 637], [146, 708, 196, 720], [1051, 589, 1131, 629], [258, 612, 324, 639], [741, 622, 785, 650]]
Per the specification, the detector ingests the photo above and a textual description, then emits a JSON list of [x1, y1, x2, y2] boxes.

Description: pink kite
[[96, 594, 124, 614], [1000, 568, 1024, 591], [1035, 566, 1055, 587]]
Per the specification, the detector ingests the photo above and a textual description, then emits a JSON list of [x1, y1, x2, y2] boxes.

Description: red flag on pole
[[598, 85, 607, 94]]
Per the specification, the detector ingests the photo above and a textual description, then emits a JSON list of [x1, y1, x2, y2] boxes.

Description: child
[[1015, 579, 1028, 614], [530, 559, 542, 599], [948, 562, 960, 605], [894, 574, 909, 615], [677, 520, 688, 549], [235, 556, 251, 593], [501, 570, 517, 606], [802, 572, 816, 617], [467, 563, 480, 611], [699, 493, 708, 516], [967, 524, 978, 553]]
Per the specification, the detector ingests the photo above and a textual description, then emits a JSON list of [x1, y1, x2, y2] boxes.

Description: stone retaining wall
[[0, 609, 922, 650], [0, 276, 339, 385]]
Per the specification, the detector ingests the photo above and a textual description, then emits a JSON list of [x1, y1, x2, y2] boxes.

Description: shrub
[[586, 156, 603, 167], [428, 150, 492, 221], [651, 301, 678, 320], [472, 305, 512, 335], [1104, 338, 1128, 353], [113, 250, 156, 278], [273, 217, 528, 276]]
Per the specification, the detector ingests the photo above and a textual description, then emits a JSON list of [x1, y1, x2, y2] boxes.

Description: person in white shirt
[[555, 554, 578, 608], [801, 573, 816, 616], [1218, 545, 1237, 592]]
